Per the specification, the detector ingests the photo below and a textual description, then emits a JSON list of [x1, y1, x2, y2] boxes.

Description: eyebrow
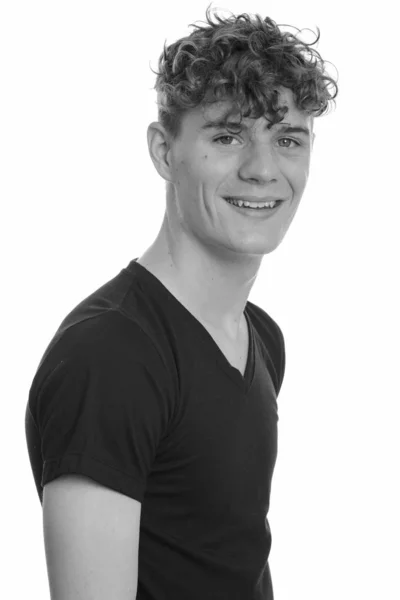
[[200, 120, 310, 137]]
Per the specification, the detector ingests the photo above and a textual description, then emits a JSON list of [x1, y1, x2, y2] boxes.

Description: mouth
[[223, 196, 285, 216]]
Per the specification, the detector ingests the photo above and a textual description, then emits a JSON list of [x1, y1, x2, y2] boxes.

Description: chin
[[228, 238, 284, 257]]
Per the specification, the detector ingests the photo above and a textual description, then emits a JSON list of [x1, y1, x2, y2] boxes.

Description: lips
[[224, 196, 283, 207], [223, 196, 283, 204]]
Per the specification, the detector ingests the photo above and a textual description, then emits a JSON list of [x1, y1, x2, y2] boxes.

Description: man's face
[[161, 87, 314, 258]]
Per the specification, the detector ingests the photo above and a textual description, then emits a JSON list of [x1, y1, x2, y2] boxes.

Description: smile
[[225, 197, 282, 209], [223, 196, 285, 218]]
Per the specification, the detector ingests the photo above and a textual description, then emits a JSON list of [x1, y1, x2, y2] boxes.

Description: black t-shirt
[[25, 258, 285, 600]]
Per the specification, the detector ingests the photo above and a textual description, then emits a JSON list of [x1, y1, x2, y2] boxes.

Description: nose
[[238, 145, 280, 183]]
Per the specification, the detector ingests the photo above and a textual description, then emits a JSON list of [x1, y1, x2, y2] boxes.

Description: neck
[[137, 211, 263, 340]]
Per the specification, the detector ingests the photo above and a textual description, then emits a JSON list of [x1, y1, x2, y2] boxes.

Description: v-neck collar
[[127, 258, 256, 392]]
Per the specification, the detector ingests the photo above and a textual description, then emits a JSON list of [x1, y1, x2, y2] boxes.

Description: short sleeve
[[34, 314, 176, 503]]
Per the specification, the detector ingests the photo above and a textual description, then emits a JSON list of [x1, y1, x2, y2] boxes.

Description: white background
[[2, 1, 399, 598]]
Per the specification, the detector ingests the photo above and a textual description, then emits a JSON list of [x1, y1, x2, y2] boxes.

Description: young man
[[25, 5, 338, 599], [138, 85, 314, 372]]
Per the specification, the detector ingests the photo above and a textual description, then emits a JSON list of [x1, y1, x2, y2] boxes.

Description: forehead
[[196, 87, 311, 130]]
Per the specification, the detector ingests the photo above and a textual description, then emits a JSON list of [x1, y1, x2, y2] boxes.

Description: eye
[[278, 137, 301, 148], [213, 135, 240, 145], [213, 135, 301, 148]]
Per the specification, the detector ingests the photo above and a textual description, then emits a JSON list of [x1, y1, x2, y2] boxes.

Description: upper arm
[[43, 474, 142, 600]]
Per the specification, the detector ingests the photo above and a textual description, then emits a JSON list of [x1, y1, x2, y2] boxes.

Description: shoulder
[[246, 301, 286, 394], [246, 301, 285, 349]]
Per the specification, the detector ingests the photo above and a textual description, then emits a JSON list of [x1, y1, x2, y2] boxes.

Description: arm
[[42, 474, 141, 600]]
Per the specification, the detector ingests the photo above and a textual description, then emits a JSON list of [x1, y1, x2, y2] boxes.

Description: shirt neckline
[[126, 258, 255, 390]]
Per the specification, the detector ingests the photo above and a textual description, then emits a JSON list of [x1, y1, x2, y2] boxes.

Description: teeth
[[226, 197, 278, 209]]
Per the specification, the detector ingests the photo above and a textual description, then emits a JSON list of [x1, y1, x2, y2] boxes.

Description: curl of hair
[[150, 3, 339, 140]]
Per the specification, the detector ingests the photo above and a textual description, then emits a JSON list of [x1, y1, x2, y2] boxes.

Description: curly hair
[[150, 3, 339, 140]]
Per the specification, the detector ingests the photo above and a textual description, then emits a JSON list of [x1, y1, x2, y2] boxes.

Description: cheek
[[176, 151, 227, 193], [290, 163, 310, 191]]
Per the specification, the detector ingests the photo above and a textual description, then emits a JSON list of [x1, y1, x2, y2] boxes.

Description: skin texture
[[138, 86, 315, 340]]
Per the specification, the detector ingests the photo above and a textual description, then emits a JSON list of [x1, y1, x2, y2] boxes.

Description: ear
[[147, 122, 174, 183]]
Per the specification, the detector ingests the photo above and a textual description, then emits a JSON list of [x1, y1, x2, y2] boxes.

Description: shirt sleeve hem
[[42, 453, 145, 503]]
